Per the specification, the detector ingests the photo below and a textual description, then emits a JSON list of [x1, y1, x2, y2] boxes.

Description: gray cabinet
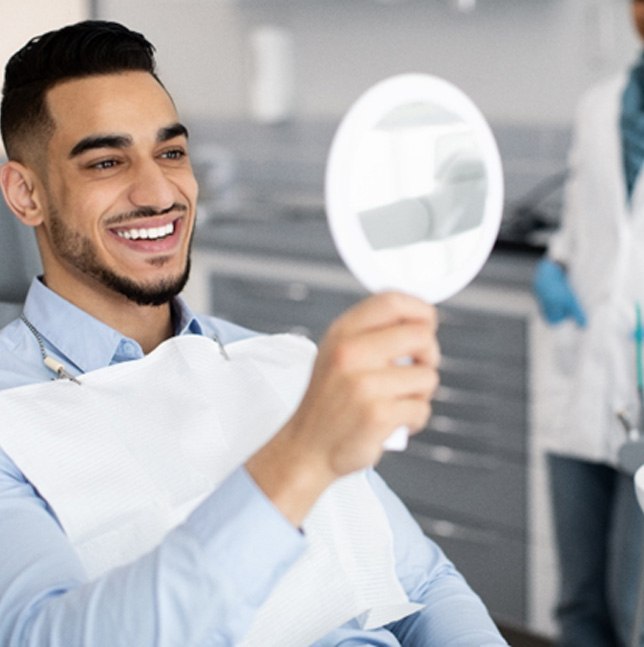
[[189, 215, 533, 628], [209, 272, 358, 340], [378, 305, 528, 624]]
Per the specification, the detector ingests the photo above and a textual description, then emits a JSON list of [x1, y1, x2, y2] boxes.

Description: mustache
[[105, 203, 188, 227]]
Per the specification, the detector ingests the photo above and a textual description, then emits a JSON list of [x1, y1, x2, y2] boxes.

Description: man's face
[[633, 0, 644, 42], [36, 71, 198, 306]]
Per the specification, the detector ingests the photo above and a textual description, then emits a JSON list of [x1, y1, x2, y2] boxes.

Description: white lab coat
[[538, 72, 644, 465]]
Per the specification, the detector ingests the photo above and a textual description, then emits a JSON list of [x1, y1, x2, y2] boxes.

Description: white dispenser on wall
[[248, 24, 295, 124]]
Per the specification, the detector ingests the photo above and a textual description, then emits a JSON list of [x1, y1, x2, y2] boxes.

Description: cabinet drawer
[[439, 355, 526, 401], [415, 512, 526, 624], [437, 307, 526, 364], [431, 385, 525, 442], [423, 415, 525, 456], [209, 274, 358, 340], [377, 439, 526, 533]]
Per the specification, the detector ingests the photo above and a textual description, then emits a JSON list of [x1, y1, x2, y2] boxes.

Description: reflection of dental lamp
[[358, 154, 486, 250]]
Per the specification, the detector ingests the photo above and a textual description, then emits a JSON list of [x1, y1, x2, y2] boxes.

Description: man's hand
[[246, 291, 440, 526]]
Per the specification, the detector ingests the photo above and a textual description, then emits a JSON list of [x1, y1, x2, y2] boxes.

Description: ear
[[0, 161, 46, 227]]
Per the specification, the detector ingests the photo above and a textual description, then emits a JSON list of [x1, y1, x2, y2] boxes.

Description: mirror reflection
[[326, 73, 503, 305], [351, 100, 487, 288]]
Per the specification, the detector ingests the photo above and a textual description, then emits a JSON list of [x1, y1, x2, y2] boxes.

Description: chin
[[102, 260, 191, 307]]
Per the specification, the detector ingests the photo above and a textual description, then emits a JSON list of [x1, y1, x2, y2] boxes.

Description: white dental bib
[[0, 333, 421, 645]]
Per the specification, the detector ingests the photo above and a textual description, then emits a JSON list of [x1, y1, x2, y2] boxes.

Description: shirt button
[[121, 340, 138, 356]]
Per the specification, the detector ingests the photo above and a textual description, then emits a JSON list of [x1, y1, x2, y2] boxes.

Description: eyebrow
[[68, 122, 189, 159], [69, 134, 132, 158], [158, 123, 189, 143]]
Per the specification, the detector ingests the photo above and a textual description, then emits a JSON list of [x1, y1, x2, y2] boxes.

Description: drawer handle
[[408, 440, 499, 470], [224, 279, 311, 302], [418, 515, 499, 546], [428, 415, 498, 440], [434, 385, 498, 407], [289, 325, 312, 338], [286, 282, 310, 302], [439, 356, 507, 378]]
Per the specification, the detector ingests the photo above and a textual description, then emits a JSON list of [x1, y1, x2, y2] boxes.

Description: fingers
[[389, 398, 433, 435], [328, 291, 437, 338], [340, 321, 441, 370], [246, 292, 441, 526], [344, 364, 439, 405], [317, 290, 440, 431], [321, 292, 440, 370], [350, 396, 433, 443], [269, 291, 441, 485]]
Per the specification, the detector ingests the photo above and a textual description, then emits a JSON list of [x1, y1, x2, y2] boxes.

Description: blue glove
[[533, 258, 587, 327]]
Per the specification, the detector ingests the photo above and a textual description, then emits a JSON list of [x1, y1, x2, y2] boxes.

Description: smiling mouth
[[115, 221, 175, 241]]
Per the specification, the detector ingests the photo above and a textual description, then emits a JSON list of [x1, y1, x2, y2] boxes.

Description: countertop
[[192, 212, 539, 318]]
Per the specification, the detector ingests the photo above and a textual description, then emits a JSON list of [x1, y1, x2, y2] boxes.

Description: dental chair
[[0, 191, 41, 327]]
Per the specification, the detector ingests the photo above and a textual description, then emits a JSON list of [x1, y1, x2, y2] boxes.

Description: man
[[0, 21, 506, 645], [533, 1, 644, 644]]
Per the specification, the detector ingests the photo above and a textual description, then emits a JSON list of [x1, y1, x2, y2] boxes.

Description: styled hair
[[1, 20, 159, 162]]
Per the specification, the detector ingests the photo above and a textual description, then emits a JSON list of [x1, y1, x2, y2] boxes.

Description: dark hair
[[1, 20, 159, 162]]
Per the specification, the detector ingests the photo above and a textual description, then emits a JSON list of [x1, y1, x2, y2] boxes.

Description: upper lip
[[105, 201, 189, 228]]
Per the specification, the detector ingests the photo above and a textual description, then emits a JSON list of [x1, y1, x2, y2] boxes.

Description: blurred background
[[2, 2, 641, 645]]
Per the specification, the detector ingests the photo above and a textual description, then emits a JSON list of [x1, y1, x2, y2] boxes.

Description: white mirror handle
[[384, 426, 409, 451]]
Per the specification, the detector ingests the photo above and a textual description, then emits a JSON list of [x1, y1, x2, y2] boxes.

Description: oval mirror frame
[[325, 73, 504, 304]]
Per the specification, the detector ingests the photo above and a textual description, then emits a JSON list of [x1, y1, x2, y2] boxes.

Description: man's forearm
[[0, 461, 304, 646]]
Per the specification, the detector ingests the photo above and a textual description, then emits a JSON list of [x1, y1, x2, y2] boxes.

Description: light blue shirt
[[0, 278, 507, 646]]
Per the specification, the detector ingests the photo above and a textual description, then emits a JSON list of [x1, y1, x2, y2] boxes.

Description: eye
[[160, 148, 187, 161], [88, 158, 120, 171]]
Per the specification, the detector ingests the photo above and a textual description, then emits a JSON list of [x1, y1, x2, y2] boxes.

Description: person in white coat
[[533, 2, 644, 644]]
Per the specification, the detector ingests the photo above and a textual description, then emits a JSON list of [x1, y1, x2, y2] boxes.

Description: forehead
[[45, 71, 179, 150]]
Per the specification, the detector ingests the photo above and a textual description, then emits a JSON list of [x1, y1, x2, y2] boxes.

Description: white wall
[[97, 0, 249, 123], [0, 0, 89, 156], [0, 0, 89, 75], [0, 0, 639, 126], [98, 0, 640, 127]]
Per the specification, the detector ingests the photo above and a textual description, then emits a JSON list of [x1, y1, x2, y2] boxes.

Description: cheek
[[634, 8, 644, 39], [54, 198, 100, 234], [60, 184, 120, 227], [179, 172, 198, 202]]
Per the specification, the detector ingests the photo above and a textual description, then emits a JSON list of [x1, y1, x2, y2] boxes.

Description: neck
[[42, 274, 175, 354], [101, 300, 175, 354]]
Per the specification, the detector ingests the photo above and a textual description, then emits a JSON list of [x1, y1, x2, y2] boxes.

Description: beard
[[48, 206, 192, 307]]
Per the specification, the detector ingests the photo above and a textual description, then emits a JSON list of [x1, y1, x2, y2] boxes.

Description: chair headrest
[[0, 197, 41, 303]]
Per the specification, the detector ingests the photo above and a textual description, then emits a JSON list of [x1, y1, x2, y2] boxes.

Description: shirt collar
[[22, 277, 205, 374], [172, 297, 205, 337]]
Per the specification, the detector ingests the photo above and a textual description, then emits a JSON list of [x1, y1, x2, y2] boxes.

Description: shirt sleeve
[[368, 470, 508, 646], [0, 449, 305, 646]]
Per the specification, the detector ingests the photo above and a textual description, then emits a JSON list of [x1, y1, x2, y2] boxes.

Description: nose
[[128, 159, 177, 212]]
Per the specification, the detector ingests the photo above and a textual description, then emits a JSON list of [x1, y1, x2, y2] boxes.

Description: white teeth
[[116, 222, 175, 241]]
